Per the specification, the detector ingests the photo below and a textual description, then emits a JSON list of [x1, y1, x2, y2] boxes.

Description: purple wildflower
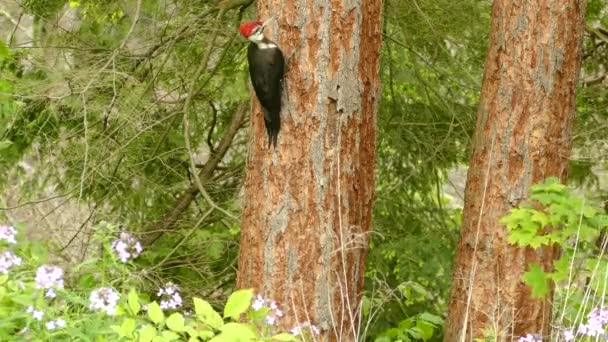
[[111, 232, 143, 263], [251, 294, 283, 326], [0, 250, 22, 274], [89, 287, 120, 315], [562, 329, 574, 341], [35, 265, 64, 294], [252, 295, 264, 311], [517, 334, 542, 342], [158, 283, 182, 310], [45, 318, 66, 330], [45, 288, 56, 299], [26, 306, 44, 321], [578, 307, 608, 337], [0, 225, 17, 244], [290, 321, 320, 336]]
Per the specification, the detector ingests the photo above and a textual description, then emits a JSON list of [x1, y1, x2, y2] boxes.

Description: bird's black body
[[247, 38, 285, 148]]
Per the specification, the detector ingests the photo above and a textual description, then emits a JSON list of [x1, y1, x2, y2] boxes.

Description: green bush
[[0, 223, 318, 341]]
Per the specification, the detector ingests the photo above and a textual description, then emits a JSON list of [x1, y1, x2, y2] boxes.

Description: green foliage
[[366, 0, 491, 338], [0, 222, 308, 341], [374, 312, 443, 342], [1, 0, 608, 341], [502, 178, 605, 255], [502, 178, 608, 327]]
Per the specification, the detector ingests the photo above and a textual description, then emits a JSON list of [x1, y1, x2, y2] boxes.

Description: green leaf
[[550, 254, 570, 282], [161, 331, 180, 341], [416, 319, 434, 340], [522, 263, 549, 298], [111, 325, 123, 337], [193, 297, 224, 329], [166, 313, 185, 332], [223, 289, 253, 320], [210, 323, 256, 342], [374, 337, 392, 342], [530, 211, 549, 227], [129, 288, 141, 315], [271, 333, 297, 341], [184, 326, 200, 338], [418, 312, 443, 325], [138, 325, 157, 342], [0, 140, 12, 151], [122, 319, 136, 337], [0, 41, 8, 58], [148, 302, 165, 324]]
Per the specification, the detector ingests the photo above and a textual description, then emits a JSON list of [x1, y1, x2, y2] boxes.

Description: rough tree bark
[[236, 0, 381, 339], [445, 1, 587, 341]]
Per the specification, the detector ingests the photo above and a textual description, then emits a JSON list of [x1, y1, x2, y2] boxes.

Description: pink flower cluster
[[0, 225, 17, 244], [158, 283, 183, 310], [89, 287, 120, 315], [0, 250, 22, 274], [251, 294, 284, 325], [35, 265, 64, 298], [290, 321, 320, 336], [521, 307, 608, 341], [574, 307, 608, 339], [111, 232, 143, 263]]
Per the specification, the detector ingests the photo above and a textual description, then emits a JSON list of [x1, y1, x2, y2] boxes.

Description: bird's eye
[[253, 27, 262, 34]]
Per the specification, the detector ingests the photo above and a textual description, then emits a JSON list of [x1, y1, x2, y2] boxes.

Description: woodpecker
[[239, 19, 285, 148]]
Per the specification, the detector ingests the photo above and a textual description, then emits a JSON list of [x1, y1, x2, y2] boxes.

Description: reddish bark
[[445, 1, 587, 341], [236, 0, 382, 339]]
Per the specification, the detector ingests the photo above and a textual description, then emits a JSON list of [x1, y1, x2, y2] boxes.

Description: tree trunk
[[444, 1, 586, 341], [236, 0, 381, 339]]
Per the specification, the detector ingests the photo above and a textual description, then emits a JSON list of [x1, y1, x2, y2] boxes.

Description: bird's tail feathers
[[263, 109, 280, 148]]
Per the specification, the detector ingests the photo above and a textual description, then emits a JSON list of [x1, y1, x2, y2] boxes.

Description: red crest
[[239, 21, 263, 38]]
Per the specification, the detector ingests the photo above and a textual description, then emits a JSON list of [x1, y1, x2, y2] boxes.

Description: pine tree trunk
[[236, 0, 382, 339], [444, 1, 587, 341]]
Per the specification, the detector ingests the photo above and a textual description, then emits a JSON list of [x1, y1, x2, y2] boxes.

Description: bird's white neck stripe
[[257, 42, 277, 49]]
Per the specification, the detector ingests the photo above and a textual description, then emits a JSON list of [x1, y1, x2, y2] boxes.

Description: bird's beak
[[261, 16, 274, 29]]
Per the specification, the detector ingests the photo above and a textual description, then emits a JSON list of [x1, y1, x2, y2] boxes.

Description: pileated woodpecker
[[239, 19, 285, 148]]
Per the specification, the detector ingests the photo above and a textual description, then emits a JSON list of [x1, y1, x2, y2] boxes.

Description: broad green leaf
[[419, 312, 443, 325], [148, 302, 165, 324], [223, 289, 253, 320], [139, 325, 157, 342], [530, 211, 549, 227], [184, 326, 199, 338], [129, 288, 141, 315], [161, 330, 180, 341], [123, 318, 136, 336], [416, 319, 434, 340], [210, 323, 256, 342], [271, 333, 297, 341], [193, 297, 223, 329], [166, 313, 185, 332], [199, 330, 215, 339], [522, 263, 549, 298], [407, 327, 424, 339]]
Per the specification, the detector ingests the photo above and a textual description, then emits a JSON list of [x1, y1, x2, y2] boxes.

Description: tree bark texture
[[236, 0, 381, 339], [445, 1, 586, 341]]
